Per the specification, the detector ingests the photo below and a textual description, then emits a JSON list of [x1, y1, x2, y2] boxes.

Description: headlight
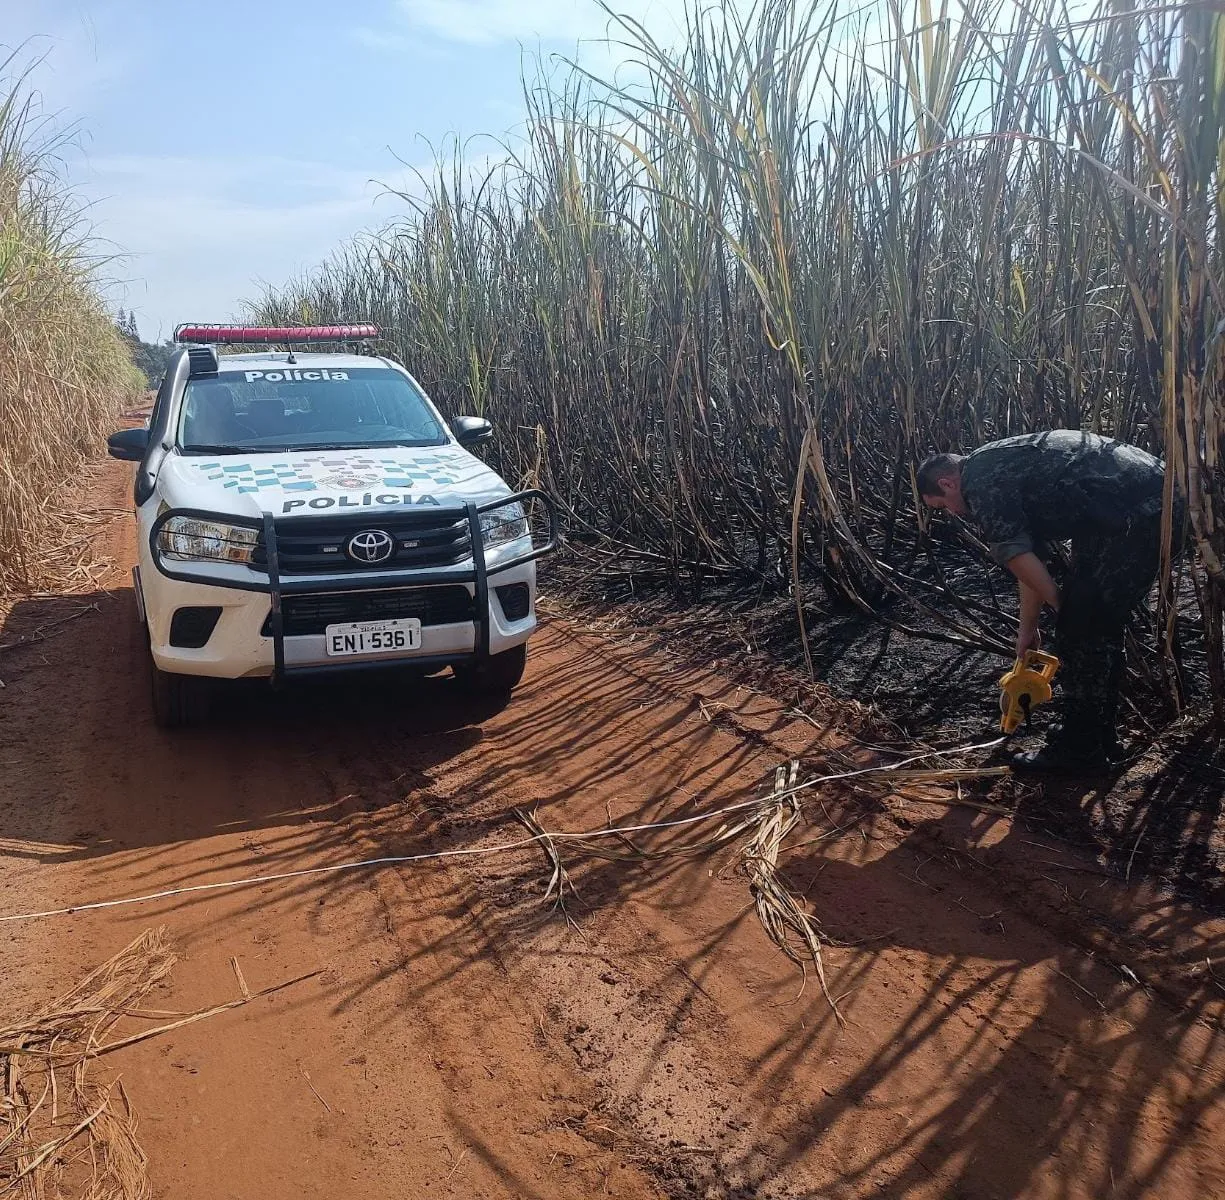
[[479, 503, 528, 548], [158, 516, 258, 564]]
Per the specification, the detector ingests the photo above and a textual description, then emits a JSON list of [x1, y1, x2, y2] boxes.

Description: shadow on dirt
[[0, 582, 762, 881], [962, 724, 1225, 910], [751, 787, 1225, 1197], [0, 586, 510, 865], [550, 559, 1225, 912], [342, 781, 1225, 1199], [3, 581, 1225, 1199]]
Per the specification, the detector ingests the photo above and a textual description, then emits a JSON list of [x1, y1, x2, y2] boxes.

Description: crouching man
[[918, 429, 1176, 773]]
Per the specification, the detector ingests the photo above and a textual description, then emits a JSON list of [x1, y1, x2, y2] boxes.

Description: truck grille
[[262, 586, 474, 637], [252, 509, 472, 575]]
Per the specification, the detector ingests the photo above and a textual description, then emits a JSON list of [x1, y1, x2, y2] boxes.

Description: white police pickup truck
[[107, 324, 556, 728]]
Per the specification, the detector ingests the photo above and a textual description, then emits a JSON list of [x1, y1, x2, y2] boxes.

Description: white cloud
[[348, 23, 453, 60], [392, 0, 614, 45], [368, 0, 688, 49]]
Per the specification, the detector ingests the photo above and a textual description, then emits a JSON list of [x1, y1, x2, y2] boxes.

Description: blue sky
[[6, 0, 687, 342]]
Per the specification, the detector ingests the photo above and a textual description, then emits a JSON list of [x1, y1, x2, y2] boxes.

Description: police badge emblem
[[318, 470, 382, 490]]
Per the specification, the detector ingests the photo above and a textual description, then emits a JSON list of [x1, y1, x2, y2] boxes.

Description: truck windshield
[[179, 366, 446, 453]]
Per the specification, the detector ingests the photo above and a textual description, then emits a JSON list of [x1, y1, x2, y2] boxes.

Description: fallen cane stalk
[[741, 762, 843, 1022], [513, 808, 581, 929], [515, 761, 844, 1021], [3, 1088, 113, 1190], [90, 970, 322, 1057]]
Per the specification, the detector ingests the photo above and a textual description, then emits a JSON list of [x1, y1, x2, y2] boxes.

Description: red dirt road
[[2, 456, 1225, 1199]]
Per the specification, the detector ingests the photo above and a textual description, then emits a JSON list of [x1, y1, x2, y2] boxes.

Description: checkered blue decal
[[191, 452, 463, 495]]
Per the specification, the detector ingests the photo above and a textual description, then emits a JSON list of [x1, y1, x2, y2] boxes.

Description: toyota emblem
[[345, 529, 395, 565]]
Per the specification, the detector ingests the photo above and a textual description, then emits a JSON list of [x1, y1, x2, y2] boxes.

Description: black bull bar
[[149, 490, 560, 685]]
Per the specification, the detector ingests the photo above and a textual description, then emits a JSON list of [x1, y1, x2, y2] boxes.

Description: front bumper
[[141, 492, 558, 683]]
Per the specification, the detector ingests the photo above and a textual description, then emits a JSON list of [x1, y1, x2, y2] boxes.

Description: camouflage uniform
[[960, 430, 1176, 754]]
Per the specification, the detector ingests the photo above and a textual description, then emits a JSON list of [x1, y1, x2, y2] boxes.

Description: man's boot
[[1010, 739, 1111, 774], [1010, 708, 1117, 774]]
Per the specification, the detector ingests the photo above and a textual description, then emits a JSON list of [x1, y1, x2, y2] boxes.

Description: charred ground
[[541, 537, 1225, 912]]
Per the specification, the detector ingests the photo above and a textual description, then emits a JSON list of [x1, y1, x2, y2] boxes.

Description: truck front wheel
[[150, 659, 212, 729], [452, 643, 527, 697]]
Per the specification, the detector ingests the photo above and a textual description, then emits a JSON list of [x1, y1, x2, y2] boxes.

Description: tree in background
[[115, 309, 173, 389]]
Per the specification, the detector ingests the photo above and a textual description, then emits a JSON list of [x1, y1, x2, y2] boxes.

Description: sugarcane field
[[3, 1, 1225, 1197]]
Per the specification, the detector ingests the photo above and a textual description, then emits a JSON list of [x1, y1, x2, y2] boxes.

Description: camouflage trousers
[[1052, 510, 1175, 749]]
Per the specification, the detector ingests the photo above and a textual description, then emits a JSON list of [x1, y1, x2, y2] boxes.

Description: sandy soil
[[2, 455, 1224, 1200]]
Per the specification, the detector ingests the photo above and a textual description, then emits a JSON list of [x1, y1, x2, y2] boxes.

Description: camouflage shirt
[[960, 430, 1166, 566]]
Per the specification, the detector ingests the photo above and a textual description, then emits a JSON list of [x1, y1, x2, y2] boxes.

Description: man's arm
[[1007, 551, 1059, 659], [958, 468, 1059, 651], [1016, 581, 1044, 657], [1006, 550, 1060, 608]]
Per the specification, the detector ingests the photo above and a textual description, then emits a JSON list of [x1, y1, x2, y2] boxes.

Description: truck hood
[[158, 445, 512, 518]]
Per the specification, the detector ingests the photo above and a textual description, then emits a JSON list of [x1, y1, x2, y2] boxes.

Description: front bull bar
[[150, 490, 560, 686]]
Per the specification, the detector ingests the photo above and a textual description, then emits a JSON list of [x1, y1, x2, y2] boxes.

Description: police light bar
[[173, 323, 380, 344]]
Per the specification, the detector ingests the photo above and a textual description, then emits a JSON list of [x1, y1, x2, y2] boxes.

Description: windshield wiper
[[182, 444, 294, 455], [182, 441, 443, 455], [291, 442, 439, 451], [298, 441, 443, 450]]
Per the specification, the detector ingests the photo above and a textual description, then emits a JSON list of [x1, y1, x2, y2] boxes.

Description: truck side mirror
[[453, 416, 493, 448], [107, 428, 151, 461]]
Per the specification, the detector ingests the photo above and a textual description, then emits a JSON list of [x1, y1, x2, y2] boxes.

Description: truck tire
[[150, 659, 212, 729], [452, 643, 527, 698]]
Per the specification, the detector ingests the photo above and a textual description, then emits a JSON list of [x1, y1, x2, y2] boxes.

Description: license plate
[[324, 618, 422, 657]]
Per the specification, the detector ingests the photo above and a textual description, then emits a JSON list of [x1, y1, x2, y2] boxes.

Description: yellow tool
[[999, 650, 1060, 734]]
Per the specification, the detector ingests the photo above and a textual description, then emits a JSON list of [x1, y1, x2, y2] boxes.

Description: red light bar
[[174, 323, 380, 344]]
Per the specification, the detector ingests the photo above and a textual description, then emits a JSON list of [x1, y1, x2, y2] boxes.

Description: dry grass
[[254, 0, 1225, 715], [0, 927, 320, 1199], [0, 927, 174, 1199], [0, 58, 144, 597]]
